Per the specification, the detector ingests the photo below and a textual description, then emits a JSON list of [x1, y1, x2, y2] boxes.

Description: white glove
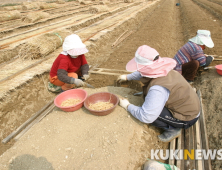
[[119, 98, 130, 110], [117, 75, 127, 83], [83, 74, 90, 81], [74, 79, 85, 87]]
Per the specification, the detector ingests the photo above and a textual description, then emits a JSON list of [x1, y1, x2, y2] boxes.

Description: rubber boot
[[158, 127, 182, 142]]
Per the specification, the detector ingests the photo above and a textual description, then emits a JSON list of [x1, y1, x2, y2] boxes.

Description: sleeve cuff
[[70, 77, 75, 84], [127, 104, 133, 112]]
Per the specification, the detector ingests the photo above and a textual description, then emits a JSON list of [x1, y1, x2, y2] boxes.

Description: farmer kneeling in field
[[117, 45, 200, 142], [173, 30, 214, 83], [48, 34, 90, 92]]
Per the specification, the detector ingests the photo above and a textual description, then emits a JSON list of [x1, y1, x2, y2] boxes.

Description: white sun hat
[[62, 34, 88, 56], [189, 30, 214, 48]]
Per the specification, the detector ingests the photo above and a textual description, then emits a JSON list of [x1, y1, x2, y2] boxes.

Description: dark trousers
[[182, 60, 199, 81], [151, 107, 199, 129]]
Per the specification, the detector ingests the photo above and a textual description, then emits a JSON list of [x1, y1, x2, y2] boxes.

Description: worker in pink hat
[[48, 34, 90, 92], [173, 30, 214, 83], [117, 45, 200, 142]]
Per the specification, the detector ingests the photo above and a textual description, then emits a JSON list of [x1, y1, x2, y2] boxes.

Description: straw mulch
[[22, 11, 50, 23], [89, 5, 109, 14], [22, 2, 31, 5], [99, 1, 110, 5], [56, 0, 66, 4], [124, 0, 134, 2], [17, 31, 69, 60], [39, 3, 58, 9], [3, 6, 22, 11], [80, 1, 92, 5], [0, 10, 21, 22], [22, 2, 41, 11]]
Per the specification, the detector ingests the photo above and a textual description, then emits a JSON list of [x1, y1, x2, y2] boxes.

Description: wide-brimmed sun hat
[[126, 45, 176, 78], [63, 34, 88, 56], [189, 30, 214, 48]]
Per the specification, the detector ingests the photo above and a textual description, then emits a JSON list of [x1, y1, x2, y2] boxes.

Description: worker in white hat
[[173, 30, 214, 83], [48, 34, 90, 92], [117, 45, 200, 143]]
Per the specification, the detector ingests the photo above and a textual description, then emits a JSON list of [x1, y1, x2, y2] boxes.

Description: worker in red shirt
[[48, 34, 90, 92]]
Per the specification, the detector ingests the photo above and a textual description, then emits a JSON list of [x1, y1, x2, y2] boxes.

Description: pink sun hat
[[63, 34, 88, 56], [126, 45, 177, 78]]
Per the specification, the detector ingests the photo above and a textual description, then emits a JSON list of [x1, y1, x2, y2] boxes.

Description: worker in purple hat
[[117, 45, 200, 142], [173, 30, 214, 83]]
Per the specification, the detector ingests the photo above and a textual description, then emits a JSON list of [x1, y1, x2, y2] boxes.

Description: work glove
[[117, 75, 127, 83], [82, 74, 90, 81], [74, 78, 85, 87], [119, 98, 130, 110]]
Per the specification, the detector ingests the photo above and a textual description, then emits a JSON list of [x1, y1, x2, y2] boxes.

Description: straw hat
[[62, 34, 88, 56], [189, 30, 214, 48]]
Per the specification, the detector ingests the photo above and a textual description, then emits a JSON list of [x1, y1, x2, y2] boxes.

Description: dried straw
[[80, 1, 92, 5], [22, 2, 41, 10], [22, 11, 50, 23], [99, 1, 110, 5], [22, 2, 31, 5], [18, 31, 69, 60], [56, 0, 66, 4], [124, 0, 134, 3], [89, 5, 109, 14], [39, 3, 58, 9], [0, 10, 21, 22], [3, 6, 22, 11]]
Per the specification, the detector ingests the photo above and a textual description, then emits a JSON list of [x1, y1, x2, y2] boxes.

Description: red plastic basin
[[215, 64, 222, 75], [84, 92, 119, 116], [54, 89, 88, 112]]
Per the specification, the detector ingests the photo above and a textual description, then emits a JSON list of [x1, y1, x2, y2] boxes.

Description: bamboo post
[[197, 89, 212, 170], [169, 138, 176, 166], [14, 104, 55, 141], [195, 119, 204, 170], [2, 100, 54, 144]]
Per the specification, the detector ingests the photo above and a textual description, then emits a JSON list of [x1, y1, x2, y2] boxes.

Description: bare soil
[[0, 86, 168, 170], [1, 0, 222, 169]]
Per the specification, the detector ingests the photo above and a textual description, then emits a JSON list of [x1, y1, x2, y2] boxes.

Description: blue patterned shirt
[[173, 41, 206, 74]]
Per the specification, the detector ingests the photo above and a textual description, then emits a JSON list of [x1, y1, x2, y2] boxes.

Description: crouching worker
[[173, 30, 214, 83], [48, 34, 90, 93], [117, 45, 200, 142]]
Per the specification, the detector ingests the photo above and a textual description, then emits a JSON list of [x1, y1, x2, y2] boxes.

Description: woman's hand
[[117, 75, 127, 83]]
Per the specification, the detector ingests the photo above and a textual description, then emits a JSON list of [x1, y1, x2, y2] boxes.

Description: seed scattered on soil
[[61, 98, 81, 107], [89, 102, 114, 111]]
